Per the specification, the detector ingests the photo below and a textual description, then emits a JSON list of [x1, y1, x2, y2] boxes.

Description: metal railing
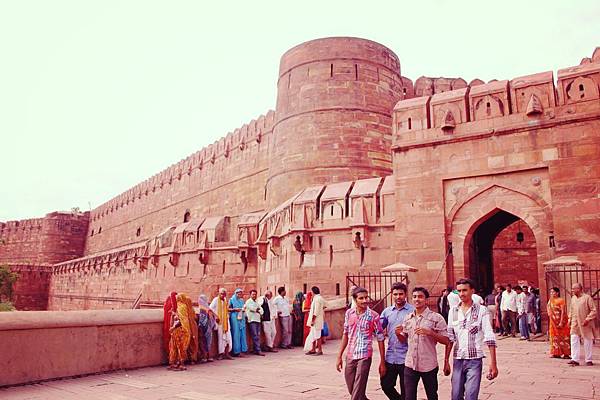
[[346, 272, 409, 313]]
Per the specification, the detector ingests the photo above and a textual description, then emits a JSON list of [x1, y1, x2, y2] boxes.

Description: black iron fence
[[346, 272, 409, 314], [544, 265, 600, 322]]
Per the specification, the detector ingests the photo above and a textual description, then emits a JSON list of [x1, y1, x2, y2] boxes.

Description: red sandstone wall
[[8, 264, 52, 310], [266, 38, 402, 208], [392, 61, 600, 303], [0, 212, 89, 265], [85, 114, 274, 255], [0, 212, 88, 310], [492, 221, 538, 287]]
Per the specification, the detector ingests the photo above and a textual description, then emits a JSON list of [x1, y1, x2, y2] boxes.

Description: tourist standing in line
[[228, 288, 248, 356], [568, 283, 598, 366], [437, 287, 450, 322], [336, 286, 386, 400], [515, 286, 530, 340], [524, 286, 537, 335], [260, 290, 278, 352], [163, 291, 178, 353], [484, 288, 497, 330], [167, 309, 187, 370], [302, 290, 314, 344], [447, 278, 498, 400], [274, 286, 292, 349], [306, 286, 327, 355], [547, 287, 570, 359], [179, 293, 200, 363], [197, 294, 217, 362], [397, 287, 450, 400], [209, 288, 233, 360], [292, 291, 305, 346], [500, 284, 517, 337], [533, 288, 542, 334], [494, 285, 504, 334], [380, 282, 415, 400], [245, 289, 265, 356]]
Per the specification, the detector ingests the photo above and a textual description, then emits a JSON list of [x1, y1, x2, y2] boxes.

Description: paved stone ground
[[2, 336, 598, 400]]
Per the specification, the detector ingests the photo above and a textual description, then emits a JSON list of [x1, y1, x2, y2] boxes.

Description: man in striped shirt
[[447, 278, 498, 400], [337, 286, 386, 400]]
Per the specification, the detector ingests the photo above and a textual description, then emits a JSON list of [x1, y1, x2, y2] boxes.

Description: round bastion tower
[[266, 37, 403, 208]]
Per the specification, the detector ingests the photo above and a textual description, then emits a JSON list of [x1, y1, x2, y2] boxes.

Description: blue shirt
[[381, 302, 415, 364]]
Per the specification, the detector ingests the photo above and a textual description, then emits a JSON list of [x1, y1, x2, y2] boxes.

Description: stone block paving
[[1, 337, 598, 399]]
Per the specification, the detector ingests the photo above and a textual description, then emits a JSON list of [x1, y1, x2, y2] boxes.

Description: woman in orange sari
[[302, 291, 313, 344], [547, 287, 570, 358], [177, 293, 199, 363]]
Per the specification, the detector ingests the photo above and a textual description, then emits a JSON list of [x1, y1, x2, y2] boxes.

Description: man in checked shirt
[[397, 287, 451, 400], [337, 286, 386, 400], [447, 278, 498, 400]]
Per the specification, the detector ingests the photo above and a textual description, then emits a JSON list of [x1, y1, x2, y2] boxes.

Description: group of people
[[546, 283, 598, 366], [337, 279, 497, 400], [162, 286, 328, 370]]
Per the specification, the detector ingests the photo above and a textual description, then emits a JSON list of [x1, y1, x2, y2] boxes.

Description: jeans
[[404, 366, 438, 400], [451, 358, 483, 400], [249, 321, 262, 353], [380, 362, 405, 400], [518, 313, 530, 339]]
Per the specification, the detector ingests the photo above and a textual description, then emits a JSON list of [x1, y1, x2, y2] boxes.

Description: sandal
[[305, 350, 316, 355]]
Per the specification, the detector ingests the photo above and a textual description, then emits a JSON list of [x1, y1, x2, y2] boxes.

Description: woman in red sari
[[547, 286, 570, 358], [302, 291, 313, 344], [163, 291, 178, 352]]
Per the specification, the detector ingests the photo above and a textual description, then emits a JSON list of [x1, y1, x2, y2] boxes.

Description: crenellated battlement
[[89, 110, 275, 224], [392, 53, 600, 151]]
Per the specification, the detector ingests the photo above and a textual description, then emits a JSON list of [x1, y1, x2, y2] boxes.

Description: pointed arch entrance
[[448, 184, 554, 295]]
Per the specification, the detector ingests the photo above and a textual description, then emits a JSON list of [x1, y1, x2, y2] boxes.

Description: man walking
[[245, 289, 265, 356], [568, 283, 598, 366], [274, 286, 292, 349], [380, 282, 415, 400], [398, 287, 450, 400], [209, 288, 233, 360], [260, 290, 278, 352], [500, 284, 517, 337], [336, 286, 386, 400], [447, 278, 498, 400], [524, 286, 537, 335]]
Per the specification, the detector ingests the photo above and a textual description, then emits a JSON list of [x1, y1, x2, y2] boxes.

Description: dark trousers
[[344, 357, 372, 400], [381, 362, 405, 400], [502, 310, 517, 335], [404, 366, 438, 400], [249, 321, 261, 353]]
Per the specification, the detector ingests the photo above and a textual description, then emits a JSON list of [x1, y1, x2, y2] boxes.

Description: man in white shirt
[[447, 278, 498, 400], [500, 285, 518, 337], [515, 286, 529, 341], [245, 289, 265, 356], [259, 290, 278, 352], [274, 286, 292, 349]]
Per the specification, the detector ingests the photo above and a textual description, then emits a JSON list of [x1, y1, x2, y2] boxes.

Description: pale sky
[[1, 0, 598, 221]]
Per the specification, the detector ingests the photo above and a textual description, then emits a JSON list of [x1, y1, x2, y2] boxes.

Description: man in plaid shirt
[[337, 286, 386, 400], [447, 278, 498, 400]]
